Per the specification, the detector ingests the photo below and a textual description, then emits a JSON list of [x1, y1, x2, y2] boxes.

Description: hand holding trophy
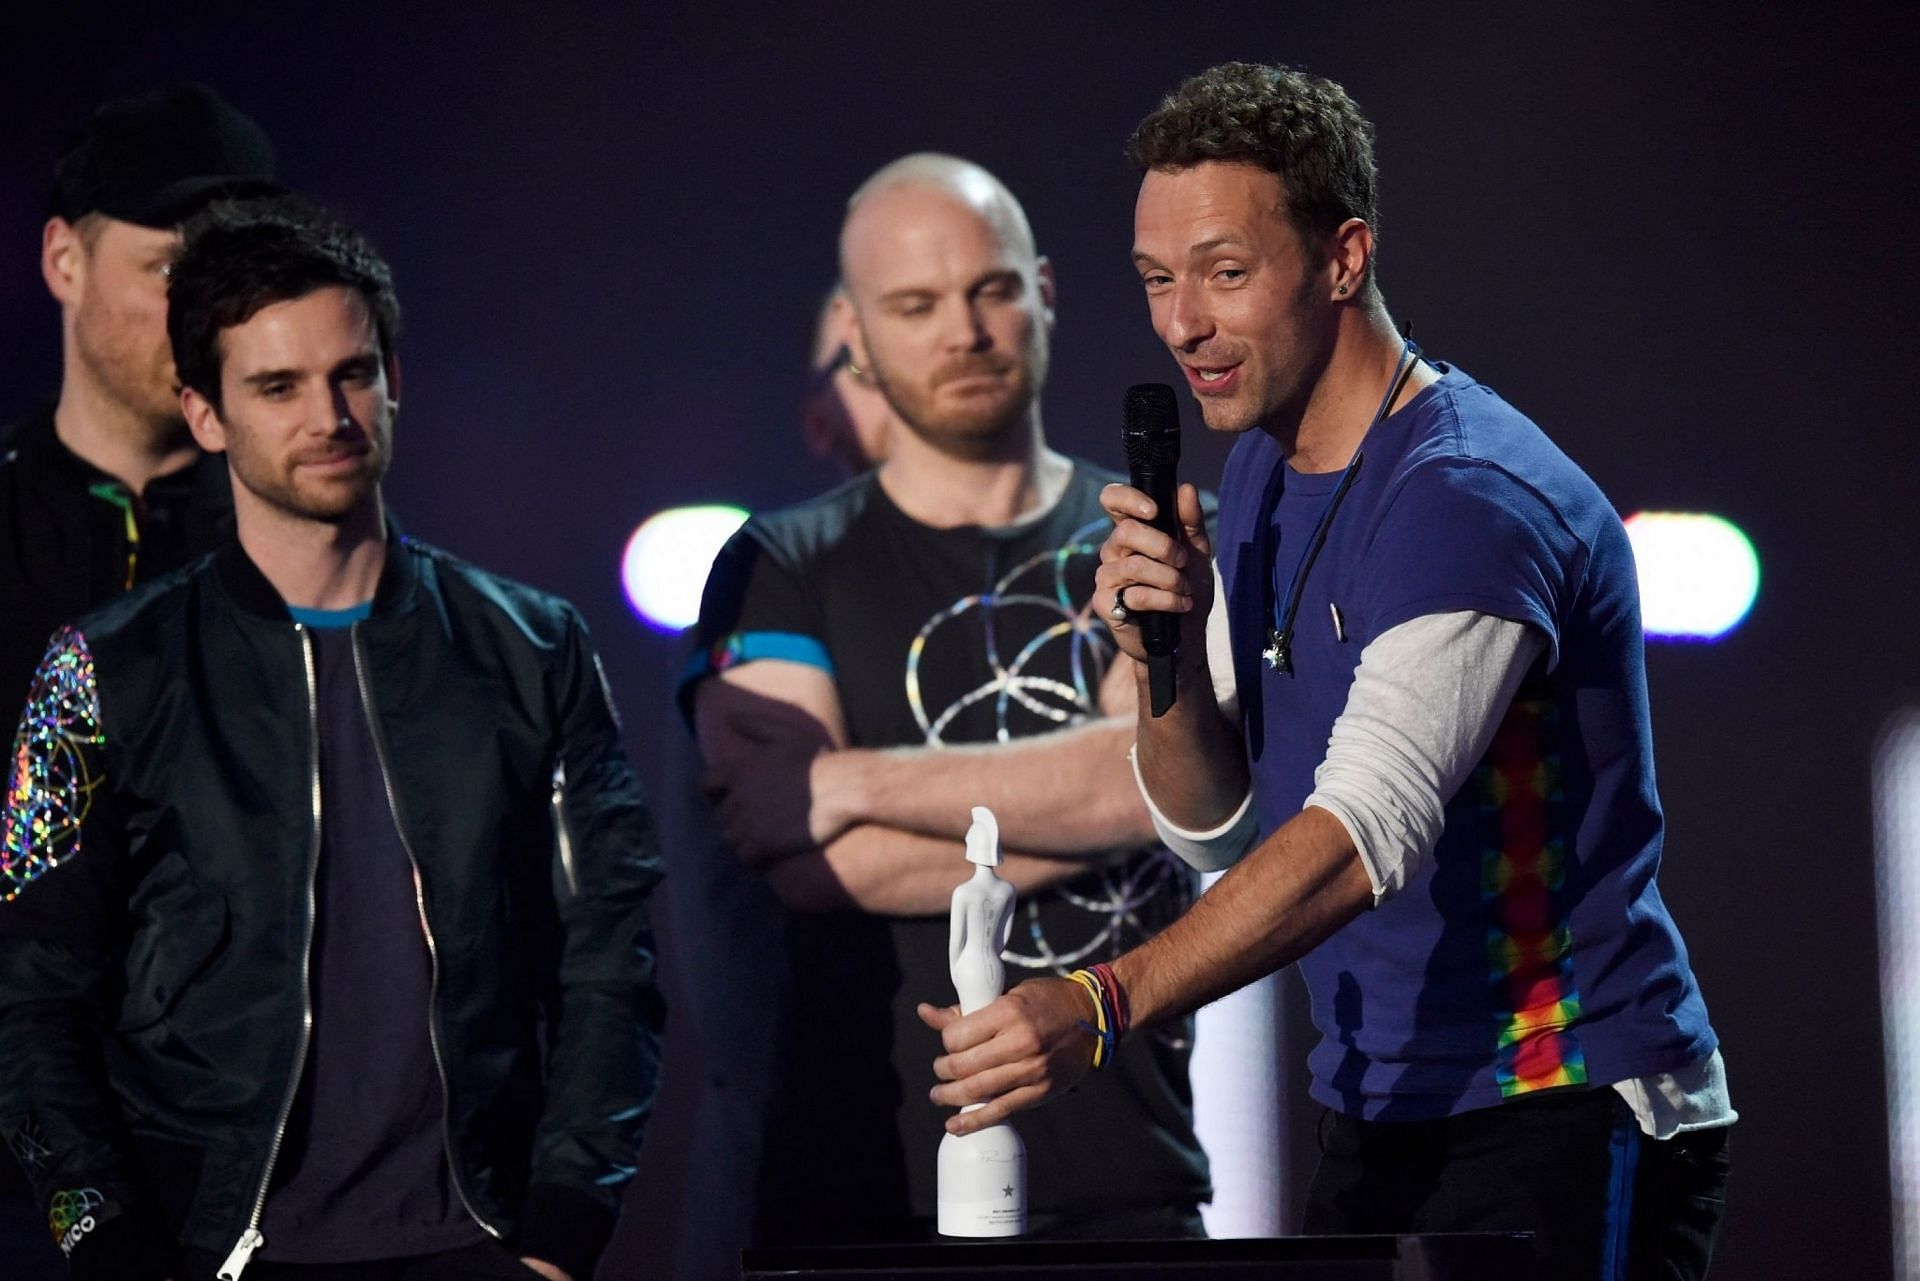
[[936, 807, 1027, 1237]]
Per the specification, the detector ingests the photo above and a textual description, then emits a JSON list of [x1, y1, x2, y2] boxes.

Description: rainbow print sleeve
[[3, 628, 107, 904]]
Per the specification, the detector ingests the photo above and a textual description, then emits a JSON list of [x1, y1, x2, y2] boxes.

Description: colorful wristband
[[1087, 961, 1132, 1040], [1066, 967, 1120, 1070]]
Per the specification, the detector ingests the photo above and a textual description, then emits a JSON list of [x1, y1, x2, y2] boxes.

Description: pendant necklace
[[1264, 336, 1423, 674]]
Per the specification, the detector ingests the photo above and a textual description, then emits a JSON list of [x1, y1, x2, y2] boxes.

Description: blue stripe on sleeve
[[676, 631, 835, 732], [684, 631, 834, 684]]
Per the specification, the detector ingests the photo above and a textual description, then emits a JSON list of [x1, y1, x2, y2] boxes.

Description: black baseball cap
[[50, 83, 279, 228]]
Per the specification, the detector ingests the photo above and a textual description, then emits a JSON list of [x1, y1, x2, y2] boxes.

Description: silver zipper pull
[[217, 1227, 265, 1280], [551, 759, 579, 900]]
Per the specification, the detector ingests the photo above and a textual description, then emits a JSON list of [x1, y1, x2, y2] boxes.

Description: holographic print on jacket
[[1471, 695, 1589, 1096], [3, 628, 105, 903]]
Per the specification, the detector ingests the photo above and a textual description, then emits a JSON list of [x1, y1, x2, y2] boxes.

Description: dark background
[[4, 3, 1914, 1277]]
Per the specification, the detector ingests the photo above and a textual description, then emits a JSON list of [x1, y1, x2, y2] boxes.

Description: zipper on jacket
[[348, 624, 501, 1240], [218, 626, 324, 1281], [551, 759, 579, 899]]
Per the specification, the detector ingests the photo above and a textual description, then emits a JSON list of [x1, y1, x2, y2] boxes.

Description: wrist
[[1174, 633, 1217, 681], [1130, 642, 1214, 689], [1061, 972, 1109, 1070], [1089, 962, 1132, 1033], [1064, 963, 1130, 1069], [1108, 953, 1152, 1032], [807, 748, 868, 842]]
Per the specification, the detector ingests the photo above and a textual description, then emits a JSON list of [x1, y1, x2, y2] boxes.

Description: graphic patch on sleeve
[[49, 1186, 110, 1256], [3, 628, 105, 903]]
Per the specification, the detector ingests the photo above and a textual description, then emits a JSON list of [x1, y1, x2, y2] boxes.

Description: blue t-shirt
[[1215, 363, 1716, 1121]]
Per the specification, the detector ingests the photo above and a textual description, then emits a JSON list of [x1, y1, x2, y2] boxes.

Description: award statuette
[[936, 806, 1027, 1238]]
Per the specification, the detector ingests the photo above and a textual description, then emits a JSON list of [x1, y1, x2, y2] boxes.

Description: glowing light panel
[[1191, 923, 1285, 1237], [1623, 512, 1759, 640], [1879, 710, 1920, 1280], [621, 504, 749, 632]]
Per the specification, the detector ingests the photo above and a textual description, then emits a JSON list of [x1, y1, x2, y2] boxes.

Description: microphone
[[1122, 383, 1181, 717]]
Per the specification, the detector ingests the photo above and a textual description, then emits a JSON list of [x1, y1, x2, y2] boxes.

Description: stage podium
[[743, 1233, 1534, 1280]]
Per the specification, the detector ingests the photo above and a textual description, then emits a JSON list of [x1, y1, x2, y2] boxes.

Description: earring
[[1336, 283, 1349, 296]]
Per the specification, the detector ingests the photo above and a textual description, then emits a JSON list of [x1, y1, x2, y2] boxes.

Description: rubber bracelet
[[1065, 971, 1114, 1069]]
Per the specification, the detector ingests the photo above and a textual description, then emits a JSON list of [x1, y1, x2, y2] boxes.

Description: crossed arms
[[691, 649, 1158, 917]]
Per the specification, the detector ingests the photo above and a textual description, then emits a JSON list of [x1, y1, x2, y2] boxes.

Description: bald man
[[684, 155, 1210, 1246]]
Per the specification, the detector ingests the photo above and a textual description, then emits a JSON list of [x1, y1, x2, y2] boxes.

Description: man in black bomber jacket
[[0, 196, 664, 1281]]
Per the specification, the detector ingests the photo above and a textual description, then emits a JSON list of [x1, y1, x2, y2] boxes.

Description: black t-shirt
[[690, 462, 1210, 1242], [260, 623, 482, 1261]]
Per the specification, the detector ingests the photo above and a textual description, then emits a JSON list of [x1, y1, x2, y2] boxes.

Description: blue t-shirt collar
[[287, 601, 374, 629]]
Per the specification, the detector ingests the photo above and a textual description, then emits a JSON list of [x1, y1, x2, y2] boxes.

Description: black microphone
[[1122, 383, 1181, 717]]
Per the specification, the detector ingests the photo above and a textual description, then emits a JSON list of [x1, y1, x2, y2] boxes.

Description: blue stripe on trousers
[[1602, 1111, 1641, 1280]]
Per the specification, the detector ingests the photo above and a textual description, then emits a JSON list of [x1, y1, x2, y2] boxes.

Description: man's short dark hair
[[1127, 62, 1379, 260], [168, 195, 400, 407]]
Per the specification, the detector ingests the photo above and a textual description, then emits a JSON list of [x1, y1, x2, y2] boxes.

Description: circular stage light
[[1623, 511, 1759, 641], [621, 504, 749, 632]]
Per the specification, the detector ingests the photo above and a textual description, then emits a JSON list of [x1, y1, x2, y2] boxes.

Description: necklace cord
[[1265, 339, 1423, 673]]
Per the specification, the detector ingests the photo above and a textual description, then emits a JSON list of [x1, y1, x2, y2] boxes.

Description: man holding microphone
[[925, 62, 1732, 1281]]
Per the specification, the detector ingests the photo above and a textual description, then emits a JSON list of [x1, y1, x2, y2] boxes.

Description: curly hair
[[1127, 62, 1378, 255], [168, 194, 399, 408]]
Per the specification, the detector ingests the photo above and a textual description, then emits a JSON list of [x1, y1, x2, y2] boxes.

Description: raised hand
[[1095, 481, 1213, 664]]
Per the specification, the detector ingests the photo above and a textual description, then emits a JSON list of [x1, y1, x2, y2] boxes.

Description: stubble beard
[[227, 422, 391, 527], [867, 337, 1048, 463], [72, 304, 186, 441], [1194, 274, 1328, 439]]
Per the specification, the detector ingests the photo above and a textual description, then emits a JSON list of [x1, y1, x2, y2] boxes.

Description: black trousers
[[1303, 1088, 1729, 1281], [174, 1239, 542, 1281]]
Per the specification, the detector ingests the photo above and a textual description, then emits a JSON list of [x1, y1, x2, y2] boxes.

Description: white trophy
[[936, 805, 1028, 1237]]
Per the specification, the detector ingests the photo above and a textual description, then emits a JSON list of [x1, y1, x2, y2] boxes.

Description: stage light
[[1191, 907, 1285, 1238], [1623, 512, 1759, 641], [1877, 711, 1920, 1279], [621, 504, 749, 632]]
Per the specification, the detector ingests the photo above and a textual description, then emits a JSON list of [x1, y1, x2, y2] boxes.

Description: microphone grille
[[1123, 383, 1181, 467]]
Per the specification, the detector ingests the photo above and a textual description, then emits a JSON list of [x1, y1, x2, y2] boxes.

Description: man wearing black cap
[[0, 83, 279, 720], [0, 80, 278, 1281]]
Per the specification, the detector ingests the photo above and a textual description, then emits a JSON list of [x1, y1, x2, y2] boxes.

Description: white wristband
[[1129, 744, 1257, 872]]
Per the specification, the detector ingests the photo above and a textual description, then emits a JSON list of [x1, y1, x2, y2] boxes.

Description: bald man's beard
[[865, 339, 1049, 462]]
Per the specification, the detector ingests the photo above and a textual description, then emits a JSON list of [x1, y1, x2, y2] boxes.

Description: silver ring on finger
[[1109, 585, 1132, 625]]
